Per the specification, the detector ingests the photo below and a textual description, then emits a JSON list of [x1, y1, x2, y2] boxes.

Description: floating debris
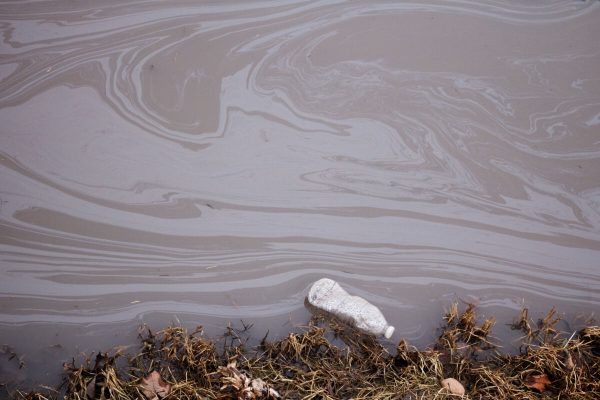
[[307, 278, 395, 338]]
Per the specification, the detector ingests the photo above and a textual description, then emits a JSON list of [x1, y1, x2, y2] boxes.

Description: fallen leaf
[[250, 378, 280, 399], [267, 387, 281, 399], [525, 373, 550, 392], [217, 361, 280, 399], [441, 378, 465, 395], [251, 378, 266, 396], [219, 361, 250, 392], [141, 371, 171, 400]]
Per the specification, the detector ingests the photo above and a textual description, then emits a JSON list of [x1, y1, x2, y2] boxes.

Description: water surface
[[1, 0, 600, 388]]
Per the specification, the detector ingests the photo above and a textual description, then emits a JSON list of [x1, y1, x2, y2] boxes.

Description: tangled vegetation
[[7, 304, 600, 399]]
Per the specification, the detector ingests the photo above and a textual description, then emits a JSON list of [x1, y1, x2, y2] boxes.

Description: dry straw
[[10, 304, 600, 399]]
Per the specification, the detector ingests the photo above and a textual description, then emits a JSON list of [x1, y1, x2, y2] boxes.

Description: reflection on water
[[1, 0, 600, 387]]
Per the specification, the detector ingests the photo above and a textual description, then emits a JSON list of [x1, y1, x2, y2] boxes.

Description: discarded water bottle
[[307, 278, 395, 339]]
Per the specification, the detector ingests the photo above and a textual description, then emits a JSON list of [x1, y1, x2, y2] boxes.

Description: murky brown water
[[1, 0, 600, 389]]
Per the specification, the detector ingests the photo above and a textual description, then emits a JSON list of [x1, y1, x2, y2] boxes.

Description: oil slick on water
[[1, 0, 599, 387]]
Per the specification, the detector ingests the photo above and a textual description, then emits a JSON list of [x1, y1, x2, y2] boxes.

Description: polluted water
[[1, 0, 600, 393]]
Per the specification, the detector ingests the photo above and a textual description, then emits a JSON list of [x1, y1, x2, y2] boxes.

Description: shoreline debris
[[6, 304, 600, 399], [307, 278, 395, 338]]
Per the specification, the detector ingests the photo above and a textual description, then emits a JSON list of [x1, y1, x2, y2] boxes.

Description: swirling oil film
[[0, 0, 599, 396]]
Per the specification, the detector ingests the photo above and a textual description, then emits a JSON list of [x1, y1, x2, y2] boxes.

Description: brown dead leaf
[[217, 361, 280, 399], [219, 361, 250, 392], [141, 371, 171, 400], [524, 373, 550, 392]]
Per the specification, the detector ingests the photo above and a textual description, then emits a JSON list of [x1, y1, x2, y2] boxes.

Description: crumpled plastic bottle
[[307, 278, 395, 339]]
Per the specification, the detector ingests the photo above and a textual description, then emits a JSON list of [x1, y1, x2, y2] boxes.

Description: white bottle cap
[[384, 326, 395, 339]]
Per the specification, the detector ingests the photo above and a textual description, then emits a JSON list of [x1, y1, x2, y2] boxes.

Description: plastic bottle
[[307, 278, 395, 339]]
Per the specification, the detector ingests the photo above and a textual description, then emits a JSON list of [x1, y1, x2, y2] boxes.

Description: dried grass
[[8, 304, 600, 399]]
